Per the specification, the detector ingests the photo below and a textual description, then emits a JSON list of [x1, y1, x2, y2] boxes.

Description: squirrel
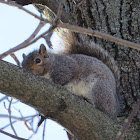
[[22, 31, 120, 117]]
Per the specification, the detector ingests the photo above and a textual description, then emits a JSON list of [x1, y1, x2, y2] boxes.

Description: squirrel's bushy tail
[[56, 29, 120, 85]]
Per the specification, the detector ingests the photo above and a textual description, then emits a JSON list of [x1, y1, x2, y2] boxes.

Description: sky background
[[0, 3, 68, 140]]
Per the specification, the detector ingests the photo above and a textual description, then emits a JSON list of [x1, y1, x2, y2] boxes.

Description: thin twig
[[42, 119, 47, 140], [116, 99, 140, 140], [43, 32, 53, 49], [14, 107, 36, 133], [0, 113, 39, 133], [57, 23, 140, 50], [0, 25, 55, 60], [3, 101, 8, 110], [7, 97, 18, 104], [0, 114, 39, 121], [24, 121, 32, 131], [24, 117, 37, 134], [20, 26, 56, 53], [24, 113, 39, 134], [0, 0, 50, 24], [0, 112, 39, 135], [0, 17, 46, 59], [43, 0, 66, 48], [0, 96, 8, 102], [10, 53, 20, 66], [27, 124, 39, 139], [0, 129, 27, 140], [0, 1, 139, 52], [8, 98, 18, 136], [1, 121, 17, 130]]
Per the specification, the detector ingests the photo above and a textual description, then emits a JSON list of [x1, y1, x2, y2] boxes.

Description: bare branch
[[0, 96, 8, 102], [0, 1, 139, 139], [10, 53, 20, 66], [11, 26, 56, 53], [0, 18, 46, 59], [25, 117, 39, 134], [8, 98, 18, 136], [0, 0, 139, 52], [1, 121, 16, 130], [116, 99, 140, 140], [43, 0, 66, 49], [3, 98, 38, 136], [57, 23, 140, 50], [0, 59, 122, 140], [0, 129, 27, 140], [0, 114, 38, 119], [0, 0, 50, 23], [43, 32, 53, 49], [0, 113, 39, 138], [42, 119, 47, 140]]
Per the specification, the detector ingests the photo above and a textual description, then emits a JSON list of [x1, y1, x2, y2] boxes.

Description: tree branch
[[0, 129, 27, 140], [10, 0, 70, 23], [0, 13, 46, 59], [57, 23, 140, 50], [1, 0, 139, 54], [0, 59, 122, 140], [0, 1, 140, 139]]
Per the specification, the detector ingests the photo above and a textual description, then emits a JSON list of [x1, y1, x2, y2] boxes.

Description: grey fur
[[22, 33, 120, 116], [59, 31, 120, 86]]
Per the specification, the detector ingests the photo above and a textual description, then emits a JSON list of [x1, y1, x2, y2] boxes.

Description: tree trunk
[[2, 0, 140, 139], [33, 0, 140, 118]]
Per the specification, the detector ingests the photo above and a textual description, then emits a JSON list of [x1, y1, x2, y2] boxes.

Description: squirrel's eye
[[35, 58, 41, 64]]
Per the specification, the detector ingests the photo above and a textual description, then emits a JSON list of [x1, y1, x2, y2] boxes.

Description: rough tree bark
[[1, 0, 140, 139], [0, 60, 121, 140]]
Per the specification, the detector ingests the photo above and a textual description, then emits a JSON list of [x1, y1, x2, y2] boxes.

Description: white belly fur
[[64, 76, 97, 100], [43, 73, 51, 79], [43, 73, 97, 100]]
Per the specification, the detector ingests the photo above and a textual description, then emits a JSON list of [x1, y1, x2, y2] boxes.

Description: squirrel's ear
[[22, 53, 26, 59], [39, 44, 48, 58]]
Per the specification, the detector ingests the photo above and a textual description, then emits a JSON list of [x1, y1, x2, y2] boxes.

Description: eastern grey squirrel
[[22, 31, 120, 116]]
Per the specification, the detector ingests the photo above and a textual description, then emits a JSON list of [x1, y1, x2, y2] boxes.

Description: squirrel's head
[[22, 44, 48, 75]]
